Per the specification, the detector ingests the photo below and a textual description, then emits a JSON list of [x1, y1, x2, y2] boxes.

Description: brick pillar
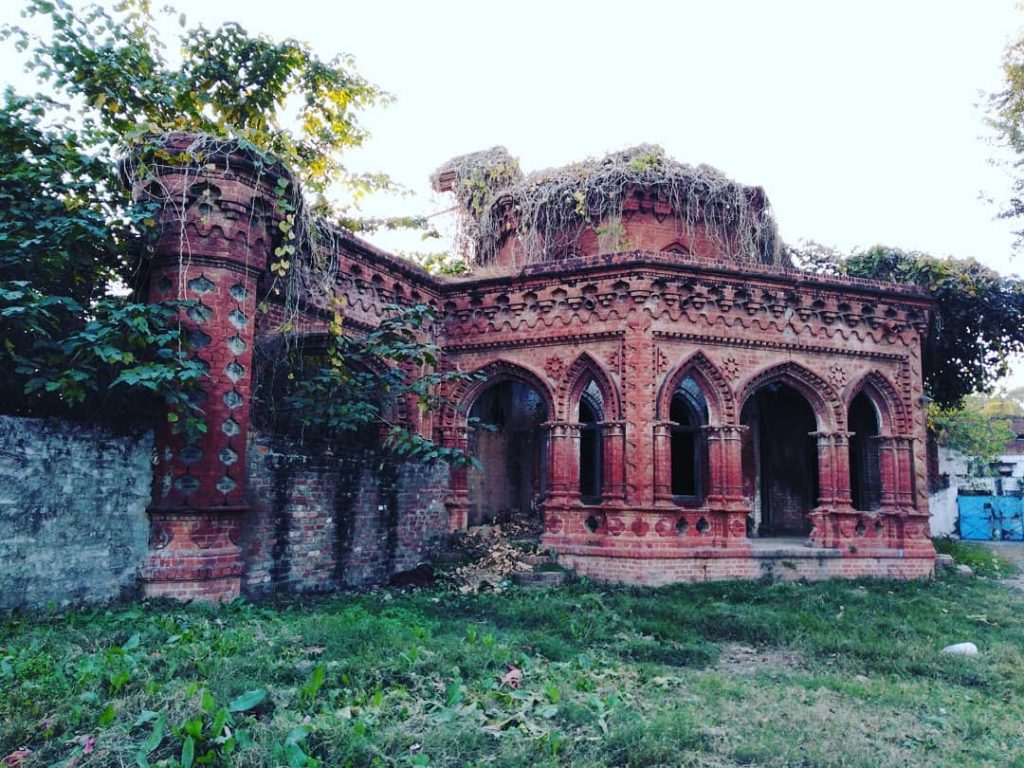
[[892, 436, 917, 509], [890, 435, 933, 555], [136, 134, 280, 601], [875, 434, 899, 508], [544, 421, 580, 503], [652, 421, 673, 503], [832, 432, 853, 509], [704, 425, 749, 546], [622, 309, 657, 506], [599, 420, 626, 502], [809, 432, 837, 547], [440, 425, 470, 531]]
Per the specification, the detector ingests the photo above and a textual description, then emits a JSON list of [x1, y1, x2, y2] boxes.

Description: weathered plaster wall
[[0, 416, 153, 611], [243, 432, 449, 595]]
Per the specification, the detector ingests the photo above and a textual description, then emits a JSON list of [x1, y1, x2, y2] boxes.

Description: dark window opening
[[849, 392, 882, 511], [579, 379, 604, 502], [670, 377, 708, 500]]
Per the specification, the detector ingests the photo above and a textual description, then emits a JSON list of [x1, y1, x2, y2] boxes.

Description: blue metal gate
[[958, 494, 1024, 541]]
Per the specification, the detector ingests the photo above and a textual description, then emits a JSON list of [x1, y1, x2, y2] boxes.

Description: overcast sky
[[5, 0, 1024, 384]]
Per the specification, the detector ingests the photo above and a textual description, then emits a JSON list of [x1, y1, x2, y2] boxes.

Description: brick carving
[[720, 355, 740, 380], [544, 355, 567, 382]]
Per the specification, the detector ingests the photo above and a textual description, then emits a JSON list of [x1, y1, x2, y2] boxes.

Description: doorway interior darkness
[[741, 382, 819, 536], [467, 380, 548, 526]]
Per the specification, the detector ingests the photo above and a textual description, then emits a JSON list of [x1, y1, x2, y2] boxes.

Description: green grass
[[3, 574, 1024, 767], [933, 537, 1019, 578]]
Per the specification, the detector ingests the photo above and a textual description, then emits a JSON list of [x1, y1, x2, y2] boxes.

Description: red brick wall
[[242, 432, 449, 594]]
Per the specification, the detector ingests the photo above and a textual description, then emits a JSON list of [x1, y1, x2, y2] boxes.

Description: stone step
[[509, 537, 543, 551], [519, 553, 557, 567], [512, 570, 567, 589]]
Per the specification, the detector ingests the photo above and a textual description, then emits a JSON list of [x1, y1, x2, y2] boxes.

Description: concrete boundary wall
[[0, 416, 153, 611]]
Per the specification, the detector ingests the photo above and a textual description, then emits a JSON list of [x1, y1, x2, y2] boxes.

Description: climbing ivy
[[254, 303, 482, 467]]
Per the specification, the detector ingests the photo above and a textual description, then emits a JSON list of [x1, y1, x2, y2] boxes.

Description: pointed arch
[[844, 369, 908, 434], [559, 352, 621, 422], [656, 351, 735, 425], [738, 361, 842, 431], [444, 358, 556, 428]]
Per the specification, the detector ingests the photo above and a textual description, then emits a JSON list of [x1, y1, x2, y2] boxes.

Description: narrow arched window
[[670, 377, 708, 499], [579, 379, 604, 502], [849, 392, 882, 511]]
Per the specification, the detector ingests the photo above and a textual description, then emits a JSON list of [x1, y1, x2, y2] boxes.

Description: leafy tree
[[986, 23, 1024, 252], [791, 244, 1024, 408], [0, 88, 205, 419], [1, 0, 466, 462], [928, 392, 1018, 476], [255, 303, 479, 467]]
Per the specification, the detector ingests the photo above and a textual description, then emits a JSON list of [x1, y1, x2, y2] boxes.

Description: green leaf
[[133, 710, 158, 727], [181, 735, 195, 768], [140, 716, 165, 754], [200, 689, 216, 714], [98, 703, 116, 726], [228, 689, 267, 712]]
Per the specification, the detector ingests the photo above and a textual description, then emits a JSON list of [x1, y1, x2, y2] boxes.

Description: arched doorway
[[849, 392, 882, 511], [467, 380, 548, 526], [741, 383, 819, 536]]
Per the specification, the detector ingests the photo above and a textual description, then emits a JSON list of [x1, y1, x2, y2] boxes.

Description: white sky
[[5, 0, 1024, 385]]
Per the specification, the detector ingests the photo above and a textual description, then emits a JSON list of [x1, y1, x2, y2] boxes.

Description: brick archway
[[844, 369, 916, 514], [656, 351, 735, 426], [737, 361, 842, 432], [844, 369, 908, 435], [559, 352, 621, 422], [444, 359, 556, 430]]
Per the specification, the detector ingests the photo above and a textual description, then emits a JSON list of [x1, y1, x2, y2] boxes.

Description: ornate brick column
[[891, 435, 918, 509], [875, 434, 899, 508], [808, 431, 853, 548], [134, 134, 280, 601], [888, 435, 933, 555], [652, 421, 673, 503], [704, 425, 749, 546], [599, 420, 626, 503], [544, 421, 581, 503]]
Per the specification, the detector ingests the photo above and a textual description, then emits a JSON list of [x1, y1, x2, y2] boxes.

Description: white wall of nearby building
[[928, 444, 1024, 538]]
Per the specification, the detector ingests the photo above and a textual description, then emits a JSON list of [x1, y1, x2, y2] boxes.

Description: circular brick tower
[[130, 134, 284, 601]]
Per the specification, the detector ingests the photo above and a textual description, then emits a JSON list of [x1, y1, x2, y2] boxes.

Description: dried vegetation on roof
[[432, 144, 788, 267]]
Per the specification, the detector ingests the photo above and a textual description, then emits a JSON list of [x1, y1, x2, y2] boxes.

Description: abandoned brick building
[[138, 136, 935, 601]]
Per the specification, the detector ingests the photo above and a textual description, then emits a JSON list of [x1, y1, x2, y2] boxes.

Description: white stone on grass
[[941, 642, 978, 656]]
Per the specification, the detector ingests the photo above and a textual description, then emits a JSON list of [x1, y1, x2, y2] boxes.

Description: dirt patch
[[716, 643, 805, 675]]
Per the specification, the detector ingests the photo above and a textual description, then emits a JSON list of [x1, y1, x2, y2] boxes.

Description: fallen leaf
[[500, 664, 523, 689]]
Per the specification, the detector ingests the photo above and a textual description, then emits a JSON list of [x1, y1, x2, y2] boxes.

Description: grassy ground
[[3, 571, 1024, 767], [932, 538, 1019, 578]]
